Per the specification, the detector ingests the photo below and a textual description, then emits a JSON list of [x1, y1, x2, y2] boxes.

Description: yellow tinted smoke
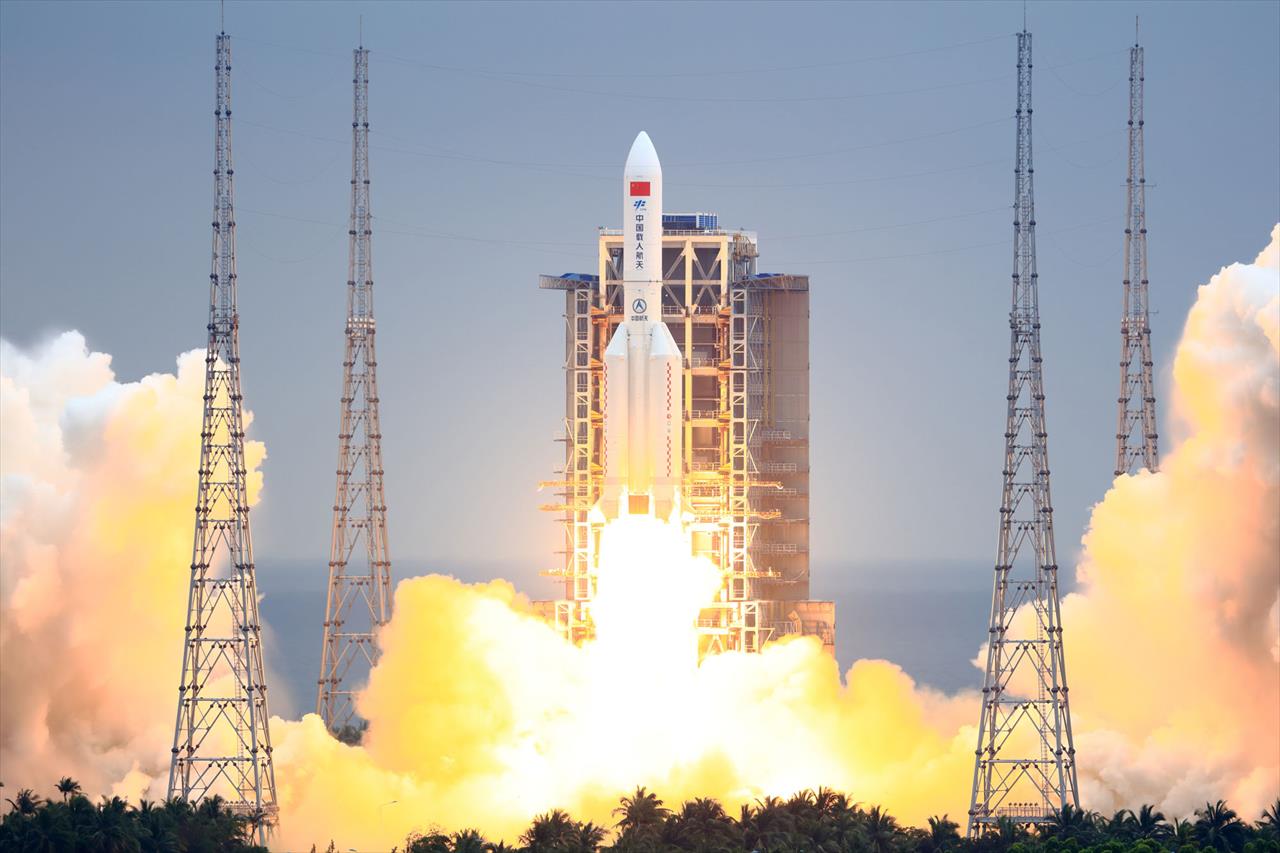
[[1, 227, 1276, 850]]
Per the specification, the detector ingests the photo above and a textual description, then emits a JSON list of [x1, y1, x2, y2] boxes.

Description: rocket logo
[[632, 298, 647, 315], [630, 181, 650, 197]]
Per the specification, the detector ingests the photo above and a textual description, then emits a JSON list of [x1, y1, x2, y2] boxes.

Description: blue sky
[[2, 0, 1277, 610]]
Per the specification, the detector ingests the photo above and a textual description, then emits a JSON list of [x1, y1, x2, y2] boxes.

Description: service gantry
[[317, 44, 393, 735], [539, 215, 834, 655], [1115, 25, 1160, 477], [967, 30, 1079, 837], [169, 31, 278, 843]]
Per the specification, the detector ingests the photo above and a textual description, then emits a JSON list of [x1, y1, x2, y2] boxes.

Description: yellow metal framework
[[538, 227, 831, 655]]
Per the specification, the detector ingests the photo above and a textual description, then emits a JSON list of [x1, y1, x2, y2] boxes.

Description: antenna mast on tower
[[967, 30, 1079, 837], [1115, 23, 1160, 476], [169, 30, 278, 843], [317, 43, 393, 735]]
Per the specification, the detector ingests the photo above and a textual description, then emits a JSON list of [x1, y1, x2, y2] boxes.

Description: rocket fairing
[[601, 132, 683, 521]]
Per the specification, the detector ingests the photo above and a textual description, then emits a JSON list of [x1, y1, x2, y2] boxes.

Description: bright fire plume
[[0, 226, 1276, 849]]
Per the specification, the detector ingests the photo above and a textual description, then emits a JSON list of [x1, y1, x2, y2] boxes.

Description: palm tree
[[451, 828, 487, 853], [54, 777, 81, 802], [5, 806, 76, 851], [1133, 804, 1170, 840], [406, 831, 452, 853], [862, 805, 901, 853], [926, 814, 961, 851], [1195, 800, 1247, 852], [740, 795, 796, 852], [812, 787, 844, 817], [521, 809, 578, 852], [613, 787, 670, 835], [1171, 817, 1197, 847], [1106, 808, 1137, 841], [827, 802, 867, 852], [135, 799, 181, 853], [66, 792, 99, 836], [567, 821, 607, 853], [5, 787, 43, 815], [1044, 803, 1093, 840], [86, 796, 139, 853], [993, 816, 1027, 846], [662, 798, 740, 853], [1258, 800, 1280, 841], [785, 789, 833, 848]]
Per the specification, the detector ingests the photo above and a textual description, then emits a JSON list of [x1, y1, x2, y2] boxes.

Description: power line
[[380, 44, 1123, 103], [232, 33, 1123, 106], [238, 118, 1116, 194], [400, 33, 1013, 78], [235, 32, 1010, 80], [240, 114, 1014, 173]]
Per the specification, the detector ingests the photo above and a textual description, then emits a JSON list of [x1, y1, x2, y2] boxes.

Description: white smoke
[[0, 332, 266, 799], [1065, 225, 1280, 817], [0, 226, 1275, 847]]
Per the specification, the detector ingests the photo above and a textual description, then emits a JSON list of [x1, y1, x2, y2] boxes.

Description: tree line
[[399, 790, 1278, 853], [3, 779, 1278, 853], [1, 777, 267, 851]]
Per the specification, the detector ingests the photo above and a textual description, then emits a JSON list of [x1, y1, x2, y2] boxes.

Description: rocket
[[600, 132, 683, 521]]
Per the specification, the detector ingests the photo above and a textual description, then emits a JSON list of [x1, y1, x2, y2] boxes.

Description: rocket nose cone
[[626, 131, 661, 176]]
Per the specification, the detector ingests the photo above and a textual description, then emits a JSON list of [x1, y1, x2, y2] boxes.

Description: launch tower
[[169, 31, 278, 842], [1115, 26, 1160, 477], [967, 30, 1079, 836], [540, 210, 833, 654], [317, 44, 393, 735]]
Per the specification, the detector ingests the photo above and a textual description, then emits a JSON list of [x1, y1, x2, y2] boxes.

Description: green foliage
[[0, 785, 265, 852], [5, 776, 1279, 853]]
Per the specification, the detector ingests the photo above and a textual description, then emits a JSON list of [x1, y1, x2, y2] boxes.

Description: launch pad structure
[[539, 214, 834, 655]]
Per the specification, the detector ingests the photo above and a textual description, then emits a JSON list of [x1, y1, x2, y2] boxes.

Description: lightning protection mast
[[967, 30, 1079, 837], [1115, 25, 1159, 476], [317, 43, 393, 737], [169, 30, 278, 842]]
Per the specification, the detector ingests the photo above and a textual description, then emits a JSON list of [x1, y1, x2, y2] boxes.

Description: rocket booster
[[601, 132, 683, 520]]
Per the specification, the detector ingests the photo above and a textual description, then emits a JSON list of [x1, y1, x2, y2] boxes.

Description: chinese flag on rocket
[[630, 181, 650, 196]]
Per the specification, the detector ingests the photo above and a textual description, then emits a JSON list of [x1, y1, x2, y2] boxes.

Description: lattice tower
[[317, 45, 393, 733], [169, 31, 278, 842], [967, 30, 1079, 837], [1115, 29, 1160, 476]]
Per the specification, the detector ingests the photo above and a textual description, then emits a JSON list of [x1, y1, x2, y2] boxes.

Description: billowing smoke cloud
[[268, 577, 975, 848], [1, 227, 1275, 849], [1063, 225, 1280, 816], [0, 333, 266, 800]]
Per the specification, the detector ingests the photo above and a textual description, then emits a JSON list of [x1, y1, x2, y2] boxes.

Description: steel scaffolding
[[169, 31, 278, 843], [967, 31, 1079, 837], [1115, 27, 1160, 477], [539, 222, 833, 654], [318, 45, 393, 734]]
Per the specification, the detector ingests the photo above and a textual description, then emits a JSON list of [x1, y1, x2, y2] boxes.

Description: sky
[[1, 0, 1278, 649]]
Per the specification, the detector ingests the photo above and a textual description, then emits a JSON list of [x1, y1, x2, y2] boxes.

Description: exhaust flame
[[1, 227, 1276, 849]]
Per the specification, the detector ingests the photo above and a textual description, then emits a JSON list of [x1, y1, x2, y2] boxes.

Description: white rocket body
[[601, 132, 683, 520]]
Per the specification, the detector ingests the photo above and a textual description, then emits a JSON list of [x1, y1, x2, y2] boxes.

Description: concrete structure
[[539, 211, 834, 656]]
